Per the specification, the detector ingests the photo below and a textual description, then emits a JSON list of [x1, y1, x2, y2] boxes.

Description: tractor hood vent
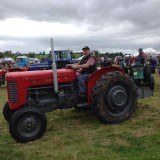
[[8, 81, 18, 103]]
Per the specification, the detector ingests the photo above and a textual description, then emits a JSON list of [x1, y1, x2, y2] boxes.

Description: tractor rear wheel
[[91, 72, 137, 124], [9, 107, 47, 143], [144, 66, 151, 83], [143, 66, 155, 89], [149, 75, 154, 90]]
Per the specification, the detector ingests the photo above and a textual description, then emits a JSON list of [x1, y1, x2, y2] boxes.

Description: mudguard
[[87, 66, 125, 104]]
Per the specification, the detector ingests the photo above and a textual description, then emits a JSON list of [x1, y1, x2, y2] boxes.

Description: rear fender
[[87, 66, 125, 104]]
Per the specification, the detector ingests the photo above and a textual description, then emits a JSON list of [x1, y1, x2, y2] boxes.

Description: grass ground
[[0, 73, 160, 160]]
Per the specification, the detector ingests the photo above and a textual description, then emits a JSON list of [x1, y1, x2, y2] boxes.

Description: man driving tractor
[[66, 46, 97, 98]]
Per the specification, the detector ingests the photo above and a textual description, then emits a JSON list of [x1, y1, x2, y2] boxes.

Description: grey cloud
[[0, 0, 159, 30], [0, 32, 159, 53], [0, 0, 160, 52]]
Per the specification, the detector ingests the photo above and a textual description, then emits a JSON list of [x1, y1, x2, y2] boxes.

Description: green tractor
[[120, 61, 154, 99], [131, 62, 154, 90]]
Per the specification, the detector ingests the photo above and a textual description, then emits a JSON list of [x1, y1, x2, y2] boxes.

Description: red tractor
[[3, 40, 154, 143]]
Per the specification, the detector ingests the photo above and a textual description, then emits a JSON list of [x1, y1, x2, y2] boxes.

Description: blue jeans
[[77, 74, 90, 94]]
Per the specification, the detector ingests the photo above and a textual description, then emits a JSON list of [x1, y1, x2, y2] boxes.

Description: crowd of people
[[0, 58, 16, 69], [1, 48, 160, 75]]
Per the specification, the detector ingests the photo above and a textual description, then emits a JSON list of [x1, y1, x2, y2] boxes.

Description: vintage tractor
[[3, 40, 154, 143], [16, 56, 30, 67], [131, 62, 154, 90], [121, 61, 154, 91], [29, 50, 74, 71]]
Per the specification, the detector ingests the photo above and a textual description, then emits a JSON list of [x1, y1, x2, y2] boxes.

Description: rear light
[[7, 81, 18, 103]]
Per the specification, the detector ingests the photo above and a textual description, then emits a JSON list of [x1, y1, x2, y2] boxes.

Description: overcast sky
[[0, 0, 160, 53]]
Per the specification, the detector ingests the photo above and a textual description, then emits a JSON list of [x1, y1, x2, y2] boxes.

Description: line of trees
[[0, 50, 124, 60], [0, 51, 47, 60]]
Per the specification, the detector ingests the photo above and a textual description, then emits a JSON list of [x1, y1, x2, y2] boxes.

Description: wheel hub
[[17, 114, 41, 138], [22, 117, 35, 132], [106, 85, 128, 112], [111, 89, 127, 107]]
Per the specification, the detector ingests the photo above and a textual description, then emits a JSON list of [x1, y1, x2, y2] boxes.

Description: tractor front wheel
[[9, 107, 47, 143], [3, 102, 15, 122], [91, 72, 137, 124]]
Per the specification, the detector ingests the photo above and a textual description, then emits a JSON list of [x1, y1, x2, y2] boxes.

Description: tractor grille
[[8, 81, 18, 103]]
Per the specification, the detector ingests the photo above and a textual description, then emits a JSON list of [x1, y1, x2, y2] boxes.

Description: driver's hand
[[66, 64, 71, 67], [71, 64, 79, 70], [66, 64, 72, 69], [66, 64, 79, 70]]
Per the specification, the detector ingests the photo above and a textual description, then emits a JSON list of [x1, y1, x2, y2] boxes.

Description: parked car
[[29, 58, 40, 64], [16, 56, 30, 67]]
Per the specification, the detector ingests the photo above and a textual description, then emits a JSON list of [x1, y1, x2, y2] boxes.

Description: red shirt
[[86, 57, 96, 66]]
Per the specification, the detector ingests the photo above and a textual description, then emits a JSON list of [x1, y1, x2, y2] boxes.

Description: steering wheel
[[66, 65, 81, 73]]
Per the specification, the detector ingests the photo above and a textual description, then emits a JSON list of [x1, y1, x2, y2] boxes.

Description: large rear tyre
[[144, 66, 151, 83], [91, 72, 137, 124], [143, 66, 155, 89], [3, 102, 15, 122], [149, 75, 154, 90], [9, 107, 47, 143]]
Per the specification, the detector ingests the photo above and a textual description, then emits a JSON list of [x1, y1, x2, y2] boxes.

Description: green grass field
[[0, 73, 160, 160]]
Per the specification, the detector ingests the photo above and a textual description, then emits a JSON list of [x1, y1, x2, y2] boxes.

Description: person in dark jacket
[[136, 48, 145, 65], [149, 56, 157, 74], [66, 46, 97, 96]]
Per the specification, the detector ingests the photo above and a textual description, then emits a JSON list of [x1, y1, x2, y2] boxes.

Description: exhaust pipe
[[50, 38, 58, 92]]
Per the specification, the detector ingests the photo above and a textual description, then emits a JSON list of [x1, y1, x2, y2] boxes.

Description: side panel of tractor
[[6, 69, 76, 110]]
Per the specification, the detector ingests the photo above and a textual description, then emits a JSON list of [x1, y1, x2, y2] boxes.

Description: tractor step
[[76, 102, 89, 108], [75, 102, 90, 110]]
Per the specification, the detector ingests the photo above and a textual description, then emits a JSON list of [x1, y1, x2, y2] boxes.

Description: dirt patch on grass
[[100, 137, 130, 147], [131, 127, 156, 138]]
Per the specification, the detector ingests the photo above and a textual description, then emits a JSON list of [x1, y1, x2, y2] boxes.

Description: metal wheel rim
[[17, 113, 41, 138], [104, 84, 131, 117]]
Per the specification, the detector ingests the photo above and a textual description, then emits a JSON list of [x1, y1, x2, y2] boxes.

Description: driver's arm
[[72, 57, 95, 69], [73, 63, 90, 69]]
